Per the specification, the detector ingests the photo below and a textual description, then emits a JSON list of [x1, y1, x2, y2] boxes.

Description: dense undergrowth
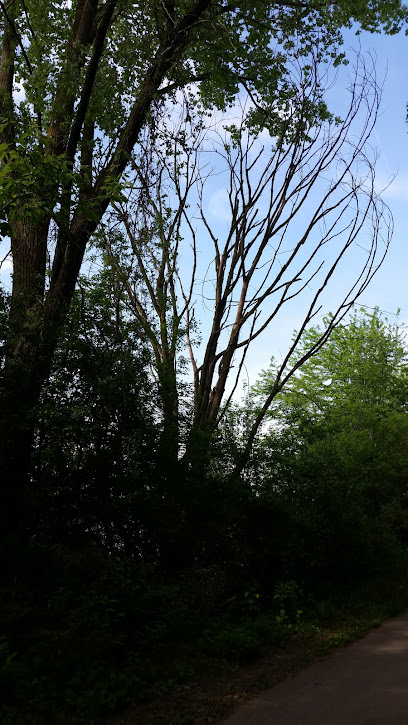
[[2, 294, 408, 724], [2, 547, 408, 724]]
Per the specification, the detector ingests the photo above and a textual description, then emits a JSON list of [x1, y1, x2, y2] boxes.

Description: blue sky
[[238, 27, 408, 385], [177, 28, 408, 394], [338, 28, 408, 316], [1, 24, 407, 396]]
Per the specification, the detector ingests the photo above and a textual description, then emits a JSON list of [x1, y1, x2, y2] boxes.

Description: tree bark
[[0, 221, 51, 570], [0, 0, 213, 573]]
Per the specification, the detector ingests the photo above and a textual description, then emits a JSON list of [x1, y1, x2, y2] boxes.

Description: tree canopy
[[0, 0, 405, 543], [2, 4, 408, 720], [254, 307, 408, 431]]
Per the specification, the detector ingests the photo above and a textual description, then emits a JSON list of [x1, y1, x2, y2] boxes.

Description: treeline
[[1, 275, 408, 722], [2, 1, 408, 722]]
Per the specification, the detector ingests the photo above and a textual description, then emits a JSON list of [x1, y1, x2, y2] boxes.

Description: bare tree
[[101, 103, 205, 465], [103, 54, 392, 471]]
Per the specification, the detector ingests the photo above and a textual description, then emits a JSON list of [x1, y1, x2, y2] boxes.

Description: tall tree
[[249, 308, 408, 569], [0, 0, 406, 558], [254, 306, 408, 433], [103, 54, 392, 470], [33, 270, 161, 557]]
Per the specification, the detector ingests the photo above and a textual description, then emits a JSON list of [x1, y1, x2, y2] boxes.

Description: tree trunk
[[0, 0, 214, 575], [0, 221, 81, 573]]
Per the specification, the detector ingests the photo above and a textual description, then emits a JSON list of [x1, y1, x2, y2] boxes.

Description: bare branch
[[99, 51, 391, 467]]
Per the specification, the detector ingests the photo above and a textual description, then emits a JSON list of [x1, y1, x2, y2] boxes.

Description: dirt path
[[221, 611, 408, 725]]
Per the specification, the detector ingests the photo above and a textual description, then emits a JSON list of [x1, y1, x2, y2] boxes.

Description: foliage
[[32, 269, 162, 556], [2, 3, 408, 721], [247, 308, 408, 583], [255, 307, 408, 430], [3, 0, 404, 235], [2, 295, 408, 721], [1, 0, 407, 521]]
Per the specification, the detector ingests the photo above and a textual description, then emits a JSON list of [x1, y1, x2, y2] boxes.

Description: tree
[[254, 306, 408, 433], [103, 53, 392, 473], [33, 269, 161, 557], [0, 0, 407, 558], [245, 308, 408, 580], [252, 306, 408, 503]]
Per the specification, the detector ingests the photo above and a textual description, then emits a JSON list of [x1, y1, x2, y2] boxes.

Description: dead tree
[[104, 54, 392, 470], [102, 105, 204, 465]]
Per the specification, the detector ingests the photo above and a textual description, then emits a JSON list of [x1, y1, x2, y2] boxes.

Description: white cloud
[[0, 257, 13, 274], [208, 188, 231, 222]]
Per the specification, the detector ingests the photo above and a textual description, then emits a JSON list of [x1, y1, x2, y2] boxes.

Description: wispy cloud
[[208, 188, 231, 222], [375, 172, 408, 200]]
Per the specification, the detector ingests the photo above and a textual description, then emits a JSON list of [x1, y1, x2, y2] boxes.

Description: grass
[[104, 563, 408, 725]]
